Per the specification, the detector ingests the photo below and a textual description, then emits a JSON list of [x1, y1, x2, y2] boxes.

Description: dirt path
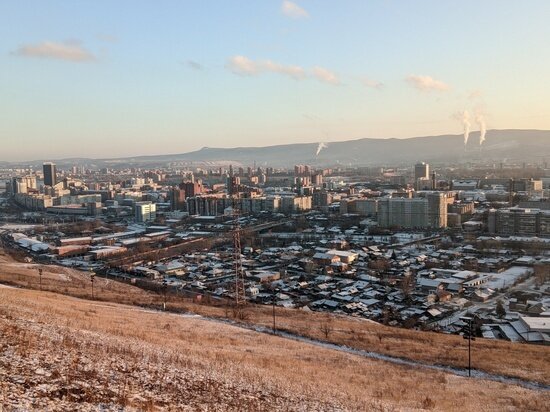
[[84, 297, 550, 392]]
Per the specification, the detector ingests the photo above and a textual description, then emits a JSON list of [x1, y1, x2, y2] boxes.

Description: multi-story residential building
[[488, 208, 550, 237], [340, 198, 378, 216], [377, 193, 447, 229], [312, 173, 323, 186], [43, 162, 57, 187], [281, 196, 312, 214], [313, 191, 333, 208], [169, 186, 186, 211], [378, 197, 428, 228], [448, 202, 475, 215], [182, 181, 203, 198], [414, 162, 429, 180], [135, 201, 157, 223], [13, 193, 54, 210], [427, 192, 448, 228]]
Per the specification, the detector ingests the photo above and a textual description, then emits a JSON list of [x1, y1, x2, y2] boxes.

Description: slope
[[1, 287, 548, 411]]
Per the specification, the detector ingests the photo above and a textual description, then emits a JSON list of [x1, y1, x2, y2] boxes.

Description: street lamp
[[460, 316, 476, 377], [272, 288, 279, 333]]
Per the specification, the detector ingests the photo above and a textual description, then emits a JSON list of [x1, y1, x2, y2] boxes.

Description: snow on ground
[[485, 266, 533, 290]]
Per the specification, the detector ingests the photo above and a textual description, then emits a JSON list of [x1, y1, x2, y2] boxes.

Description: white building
[[135, 201, 157, 223]]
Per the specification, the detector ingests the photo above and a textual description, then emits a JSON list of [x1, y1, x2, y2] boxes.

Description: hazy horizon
[[2, 1, 550, 161], [0, 128, 506, 163], [1, 129, 547, 167]]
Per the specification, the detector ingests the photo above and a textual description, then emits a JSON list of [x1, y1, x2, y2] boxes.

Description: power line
[[232, 194, 246, 307]]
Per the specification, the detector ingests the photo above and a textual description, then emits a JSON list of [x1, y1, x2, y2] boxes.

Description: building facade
[[43, 162, 57, 187], [135, 201, 157, 223], [488, 208, 550, 237]]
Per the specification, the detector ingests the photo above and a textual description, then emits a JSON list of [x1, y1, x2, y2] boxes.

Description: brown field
[[1, 286, 548, 411], [1, 247, 549, 388]]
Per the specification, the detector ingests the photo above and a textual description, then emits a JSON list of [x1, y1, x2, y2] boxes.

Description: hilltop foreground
[[0, 286, 548, 411]]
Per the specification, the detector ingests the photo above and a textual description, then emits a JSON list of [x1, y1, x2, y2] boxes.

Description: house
[[252, 272, 281, 283], [436, 290, 452, 302], [156, 261, 186, 275], [325, 249, 359, 264], [313, 252, 341, 266], [418, 278, 442, 293], [472, 289, 493, 302], [246, 286, 259, 296]]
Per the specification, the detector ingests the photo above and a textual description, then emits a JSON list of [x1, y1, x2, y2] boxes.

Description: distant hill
[[160, 129, 549, 167], [5, 129, 550, 167]]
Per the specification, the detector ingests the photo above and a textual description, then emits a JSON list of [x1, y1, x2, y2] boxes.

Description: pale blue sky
[[1, 1, 549, 161]]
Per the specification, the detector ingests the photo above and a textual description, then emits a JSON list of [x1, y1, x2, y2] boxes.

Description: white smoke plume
[[453, 110, 471, 147], [476, 112, 487, 145], [316, 142, 328, 156]]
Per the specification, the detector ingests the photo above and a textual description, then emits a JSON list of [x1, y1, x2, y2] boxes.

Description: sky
[[1, 0, 550, 161]]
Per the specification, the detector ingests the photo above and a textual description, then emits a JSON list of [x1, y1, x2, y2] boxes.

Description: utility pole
[[272, 290, 277, 333], [162, 279, 167, 311], [89, 269, 96, 299], [460, 316, 476, 377], [38, 268, 43, 291]]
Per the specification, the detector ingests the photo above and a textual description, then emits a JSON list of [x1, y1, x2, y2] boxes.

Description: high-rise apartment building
[[378, 198, 428, 228], [227, 176, 240, 195], [169, 187, 186, 211], [182, 181, 203, 198], [43, 162, 57, 187], [414, 162, 429, 180], [377, 194, 447, 229], [312, 173, 323, 186], [427, 193, 448, 228]]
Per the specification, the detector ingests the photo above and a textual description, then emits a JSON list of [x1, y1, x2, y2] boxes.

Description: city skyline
[[1, 4, 549, 409], [2, 1, 550, 161]]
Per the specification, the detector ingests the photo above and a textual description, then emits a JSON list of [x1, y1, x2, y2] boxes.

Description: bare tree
[[320, 317, 333, 339], [534, 264, 549, 288], [495, 299, 506, 318], [401, 273, 415, 298]]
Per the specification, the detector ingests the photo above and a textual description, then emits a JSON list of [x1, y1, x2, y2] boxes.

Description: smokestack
[[509, 178, 514, 206], [431, 171, 436, 190]]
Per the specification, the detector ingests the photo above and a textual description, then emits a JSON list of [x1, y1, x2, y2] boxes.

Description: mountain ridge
[[3, 129, 549, 167]]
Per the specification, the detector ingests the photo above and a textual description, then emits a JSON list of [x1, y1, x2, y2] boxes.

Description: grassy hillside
[[0, 248, 548, 387], [1, 287, 548, 411]]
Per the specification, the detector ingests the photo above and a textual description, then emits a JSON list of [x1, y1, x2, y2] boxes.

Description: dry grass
[[1, 247, 549, 387], [0, 249, 155, 305], [1, 287, 548, 411]]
